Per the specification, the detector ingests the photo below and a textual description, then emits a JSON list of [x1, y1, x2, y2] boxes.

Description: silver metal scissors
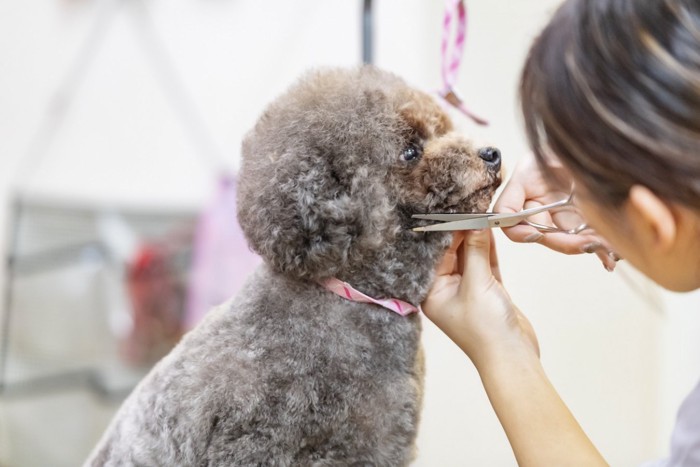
[[412, 194, 588, 233]]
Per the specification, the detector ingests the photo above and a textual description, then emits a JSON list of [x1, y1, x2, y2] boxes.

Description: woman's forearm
[[477, 349, 608, 467]]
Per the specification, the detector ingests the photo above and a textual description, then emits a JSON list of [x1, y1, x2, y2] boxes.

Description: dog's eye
[[400, 143, 423, 162]]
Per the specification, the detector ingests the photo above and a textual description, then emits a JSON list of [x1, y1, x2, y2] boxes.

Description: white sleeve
[[642, 377, 700, 467]]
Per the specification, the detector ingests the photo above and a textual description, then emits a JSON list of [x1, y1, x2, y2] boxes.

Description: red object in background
[[122, 242, 186, 367]]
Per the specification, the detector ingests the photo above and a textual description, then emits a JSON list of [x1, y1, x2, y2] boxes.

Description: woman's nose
[[478, 146, 501, 171]]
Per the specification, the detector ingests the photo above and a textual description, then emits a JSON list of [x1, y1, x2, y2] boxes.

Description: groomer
[[423, 0, 700, 465]]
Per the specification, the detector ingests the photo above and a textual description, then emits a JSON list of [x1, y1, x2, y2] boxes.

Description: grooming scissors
[[412, 194, 588, 233]]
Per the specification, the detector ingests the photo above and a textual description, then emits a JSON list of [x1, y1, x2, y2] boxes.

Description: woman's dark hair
[[521, 0, 700, 208]]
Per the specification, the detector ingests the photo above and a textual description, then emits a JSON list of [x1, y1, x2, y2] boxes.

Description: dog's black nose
[[478, 146, 501, 170]]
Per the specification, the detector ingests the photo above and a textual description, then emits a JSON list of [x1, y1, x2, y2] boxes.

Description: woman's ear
[[627, 185, 676, 251]]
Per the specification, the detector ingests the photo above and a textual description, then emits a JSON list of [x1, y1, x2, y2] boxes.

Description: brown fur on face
[[389, 89, 501, 219]]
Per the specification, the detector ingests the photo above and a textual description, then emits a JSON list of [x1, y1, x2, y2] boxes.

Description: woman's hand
[[422, 230, 607, 467], [422, 230, 538, 368], [493, 155, 618, 271]]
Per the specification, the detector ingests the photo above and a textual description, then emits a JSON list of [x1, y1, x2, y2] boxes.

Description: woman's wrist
[[468, 333, 540, 374]]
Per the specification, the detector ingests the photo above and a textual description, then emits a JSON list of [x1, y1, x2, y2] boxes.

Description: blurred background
[[1, 0, 699, 465]]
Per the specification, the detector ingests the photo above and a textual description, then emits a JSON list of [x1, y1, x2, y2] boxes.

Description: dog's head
[[238, 66, 501, 304]]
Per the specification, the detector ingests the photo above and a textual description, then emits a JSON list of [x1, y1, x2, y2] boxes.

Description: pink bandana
[[320, 278, 420, 317]]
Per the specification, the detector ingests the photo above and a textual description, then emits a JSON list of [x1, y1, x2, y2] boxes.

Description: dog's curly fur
[[86, 66, 501, 466]]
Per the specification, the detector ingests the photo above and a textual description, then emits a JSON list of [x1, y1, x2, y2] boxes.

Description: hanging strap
[[362, 0, 373, 65], [438, 0, 488, 126]]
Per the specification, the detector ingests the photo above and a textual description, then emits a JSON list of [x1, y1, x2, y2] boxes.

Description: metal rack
[[0, 0, 219, 399]]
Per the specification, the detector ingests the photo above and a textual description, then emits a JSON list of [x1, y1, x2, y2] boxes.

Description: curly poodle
[[86, 66, 502, 466]]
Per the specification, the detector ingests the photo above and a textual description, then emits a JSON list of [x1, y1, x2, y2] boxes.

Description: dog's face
[[385, 87, 501, 225], [238, 67, 501, 302]]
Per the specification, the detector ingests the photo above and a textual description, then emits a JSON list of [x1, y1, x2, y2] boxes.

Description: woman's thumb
[[459, 230, 493, 289]]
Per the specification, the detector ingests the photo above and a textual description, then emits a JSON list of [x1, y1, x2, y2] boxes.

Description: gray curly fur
[[86, 66, 501, 466]]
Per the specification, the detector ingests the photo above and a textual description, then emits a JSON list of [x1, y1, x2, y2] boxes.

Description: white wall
[[1, 0, 698, 465]]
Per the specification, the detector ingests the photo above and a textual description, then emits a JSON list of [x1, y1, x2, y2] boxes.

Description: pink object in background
[[438, 0, 489, 126], [185, 175, 261, 328]]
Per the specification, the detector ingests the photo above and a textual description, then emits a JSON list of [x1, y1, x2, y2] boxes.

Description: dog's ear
[[237, 141, 391, 281]]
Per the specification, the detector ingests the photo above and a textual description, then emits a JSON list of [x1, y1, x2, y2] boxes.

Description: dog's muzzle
[[478, 146, 501, 172]]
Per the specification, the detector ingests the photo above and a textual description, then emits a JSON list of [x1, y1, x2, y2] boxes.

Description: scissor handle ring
[[524, 220, 589, 235]]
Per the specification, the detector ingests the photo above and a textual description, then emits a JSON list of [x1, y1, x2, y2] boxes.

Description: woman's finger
[[489, 230, 503, 284], [533, 231, 602, 255], [457, 235, 465, 276], [435, 232, 464, 276], [493, 178, 527, 216], [591, 243, 621, 272], [500, 223, 547, 244], [500, 224, 601, 255], [458, 229, 493, 296]]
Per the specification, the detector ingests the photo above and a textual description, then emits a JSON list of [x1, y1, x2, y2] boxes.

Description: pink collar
[[320, 278, 420, 317]]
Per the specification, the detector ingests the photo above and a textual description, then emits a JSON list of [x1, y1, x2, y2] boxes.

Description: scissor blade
[[412, 197, 575, 232], [412, 213, 493, 221], [412, 217, 491, 232]]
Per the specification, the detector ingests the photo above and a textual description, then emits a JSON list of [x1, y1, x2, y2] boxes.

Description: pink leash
[[438, 0, 488, 126], [320, 278, 419, 317]]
